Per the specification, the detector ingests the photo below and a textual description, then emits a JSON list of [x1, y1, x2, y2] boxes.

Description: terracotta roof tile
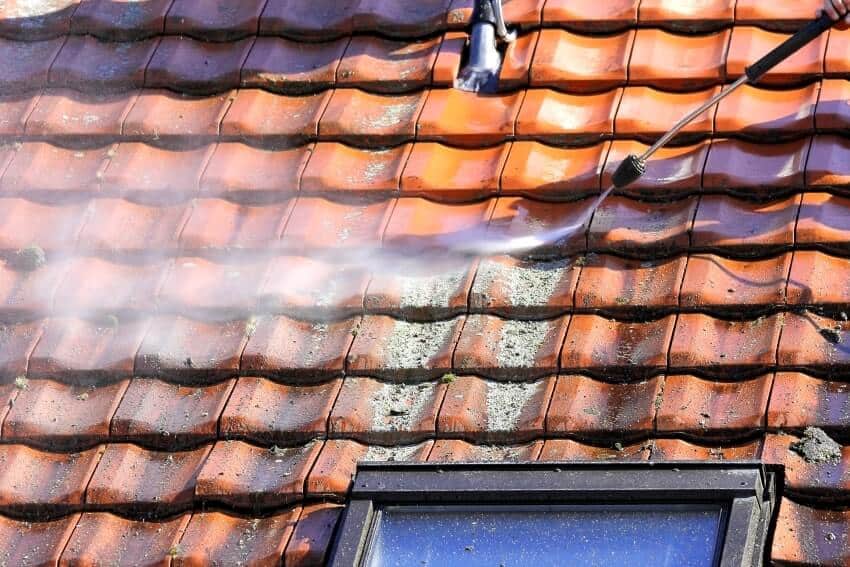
[[735, 0, 823, 31], [539, 439, 650, 461], [50, 36, 158, 91], [25, 90, 136, 139], [515, 88, 619, 144], [796, 192, 850, 253], [302, 143, 410, 198], [499, 31, 539, 89], [726, 26, 827, 84], [220, 377, 341, 444], [338, 36, 440, 93], [281, 197, 392, 251], [651, 438, 762, 460], [0, 198, 88, 254], [221, 89, 331, 144], [825, 29, 850, 76], [241, 37, 348, 94], [629, 29, 729, 90], [714, 83, 818, 138], [111, 378, 235, 448], [615, 87, 718, 142], [763, 433, 850, 497], [284, 503, 343, 567], [200, 143, 309, 202], [3, 379, 128, 449], [638, 0, 734, 32], [603, 141, 709, 199], [321, 89, 426, 146], [531, 29, 634, 92], [542, 0, 639, 31], [806, 135, 850, 187], [195, 440, 322, 508], [1, 143, 111, 201], [418, 89, 522, 145], [588, 196, 697, 255], [179, 198, 293, 252], [772, 499, 850, 566], [164, 0, 267, 42], [702, 139, 811, 191], [547, 375, 661, 440], [76, 198, 190, 255], [501, 141, 607, 200], [691, 194, 800, 254], [0, 319, 44, 381], [145, 36, 254, 94], [123, 90, 234, 140], [401, 142, 509, 202], [0, 92, 39, 136], [787, 251, 850, 307], [0, 256, 70, 319], [778, 311, 850, 373], [427, 439, 544, 462], [0, 513, 78, 566], [814, 80, 850, 130], [71, 0, 173, 41]]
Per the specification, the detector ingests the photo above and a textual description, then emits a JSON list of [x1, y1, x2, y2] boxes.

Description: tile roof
[[0, 0, 847, 564]]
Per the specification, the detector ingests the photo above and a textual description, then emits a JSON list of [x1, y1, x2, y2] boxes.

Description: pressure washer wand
[[611, 12, 835, 189]]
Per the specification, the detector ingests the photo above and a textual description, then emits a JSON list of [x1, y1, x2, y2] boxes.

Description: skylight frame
[[328, 461, 782, 567]]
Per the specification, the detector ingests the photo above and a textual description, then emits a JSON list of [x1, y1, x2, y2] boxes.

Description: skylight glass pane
[[364, 505, 724, 567]]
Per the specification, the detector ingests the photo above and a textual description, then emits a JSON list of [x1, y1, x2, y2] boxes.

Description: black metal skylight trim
[[328, 461, 782, 567]]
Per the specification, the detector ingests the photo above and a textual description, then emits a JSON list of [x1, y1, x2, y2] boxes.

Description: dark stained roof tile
[[220, 377, 341, 444], [0, 0, 78, 40], [50, 36, 158, 91], [546, 375, 661, 440], [146, 37, 254, 95], [338, 36, 440, 93], [241, 37, 348, 94], [0, 37, 65, 93], [111, 378, 235, 448], [71, 0, 173, 41], [259, 0, 357, 39], [3, 379, 128, 449], [221, 90, 331, 144], [164, 0, 267, 41]]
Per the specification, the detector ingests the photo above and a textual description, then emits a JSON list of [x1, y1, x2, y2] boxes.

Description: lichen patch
[[369, 382, 436, 433], [383, 319, 455, 369], [486, 381, 537, 433], [496, 320, 551, 368], [363, 443, 424, 462]]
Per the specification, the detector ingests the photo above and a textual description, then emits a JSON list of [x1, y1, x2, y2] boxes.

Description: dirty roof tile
[[546, 375, 661, 440], [71, 0, 173, 41], [588, 196, 697, 255], [0, 0, 78, 40], [418, 89, 523, 146], [87, 443, 210, 511], [488, 197, 588, 256], [241, 37, 348, 94], [353, 0, 453, 36], [0, 38, 65, 93], [670, 313, 783, 375], [651, 438, 762, 461], [515, 88, 619, 145], [221, 90, 331, 144], [469, 256, 579, 319], [560, 315, 675, 378], [656, 374, 773, 437], [25, 89, 135, 139], [0, 256, 70, 319], [638, 0, 735, 32], [100, 143, 213, 203], [195, 440, 322, 508], [346, 315, 464, 380], [0, 198, 89, 254], [615, 87, 719, 142], [427, 439, 544, 462], [542, 0, 639, 32], [796, 192, 850, 253], [241, 316, 359, 381], [174, 509, 300, 566], [146, 37, 254, 95], [3, 379, 128, 449], [691, 194, 800, 254], [58, 255, 152, 313], [0, 93, 39, 136], [778, 311, 850, 372], [60, 512, 190, 566], [257, 256, 369, 320], [531, 29, 634, 92], [50, 36, 158, 91], [437, 375, 555, 443], [703, 139, 811, 192], [76, 198, 190, 255], [787, 251, 850, 307], [221, 377, 341, 444], [123, 90, 233, 139], [136, 316, 250, 380], [454, 314, 568, 379], [680, 253, 792, 311], [307, 439, 431, 498], [628, 29, 729, 90], [726, 26, 826, 84], [446, 0, 546, 29], [715, 84, 818, 137], [768, 372, 850, 434], [338, 36, 440, 93], [574, 254, 686, 314], [284, 503, 344, 567], [301, 143, 410, 198], [815, 80, 850, 130], [164, 0, 267, 41], [200, 143, 309, 203], [29, 316, 150, 380], [603, 141, 709, 199], [320, 89, 426, 146], [0, 384, 16, 427], [401, 142, 509, 202], [806, 135, 850, 188], [329, 377, 446, 444], [259, 0, 356, 38], [0, 319, 44, 381], [0, 514, 79, 567], [111, 378, 235, 449], [179, 198, 293, 252], [735, 0, 823, 31], [501, 141, 607, 200], [157, 256, 267, 317], [1, 143, 110, 201], [281, 197, 393, 251], [0, 444, 102, 509], [365, 256, 476, 320], [772, 499, 850, 566], [763, 433, 850, 497], [539, 439, 650, 461]]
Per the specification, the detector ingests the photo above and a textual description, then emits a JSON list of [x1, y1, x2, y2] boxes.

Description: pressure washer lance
[[611, 12, 834, 189]]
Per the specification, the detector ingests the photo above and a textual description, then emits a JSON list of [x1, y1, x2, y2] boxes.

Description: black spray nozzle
[[611, 154, 647, 189]]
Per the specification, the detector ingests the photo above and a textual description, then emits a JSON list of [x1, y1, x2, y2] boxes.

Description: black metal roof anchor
[[455, 0, 515, 94]]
